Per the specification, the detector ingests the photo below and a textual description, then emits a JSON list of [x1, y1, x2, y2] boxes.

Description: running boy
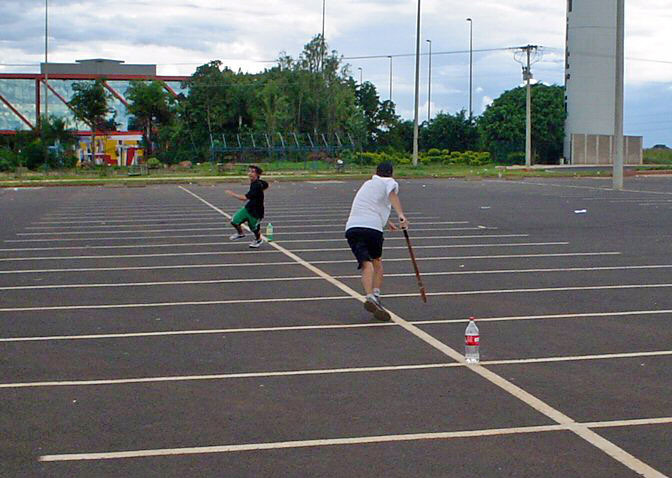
[[225, 165, 269, 248], [345, 161, 408, 321]]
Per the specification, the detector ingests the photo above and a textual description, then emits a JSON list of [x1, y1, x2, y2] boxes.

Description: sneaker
[[229, 233, 245, 241], [249, 238, 264, 248], [364, 294, 391, 321]]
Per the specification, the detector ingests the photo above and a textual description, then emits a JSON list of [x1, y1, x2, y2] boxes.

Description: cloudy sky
[[1, 0, 671, 146]]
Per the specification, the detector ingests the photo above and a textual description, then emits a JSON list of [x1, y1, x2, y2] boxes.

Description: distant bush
[[146, 157, 162, 169], [644, 148, 672, 164], [504, 152, 526, 165]]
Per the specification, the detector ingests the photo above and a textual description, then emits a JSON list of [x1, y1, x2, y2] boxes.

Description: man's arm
[[389, 191, 408, 229], [225, 190, 247, 201]]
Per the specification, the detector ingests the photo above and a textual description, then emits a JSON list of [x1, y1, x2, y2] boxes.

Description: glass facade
[[0, 77, 188, 132]]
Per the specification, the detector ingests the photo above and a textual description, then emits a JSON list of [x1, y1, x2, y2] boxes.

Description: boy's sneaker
[[364, 294, 391, 321], [229, 233, 245, 241], [249, 238, 264, 248]]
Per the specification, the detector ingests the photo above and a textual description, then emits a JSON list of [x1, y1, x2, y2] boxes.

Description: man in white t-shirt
[[345, 162, 408, 321]]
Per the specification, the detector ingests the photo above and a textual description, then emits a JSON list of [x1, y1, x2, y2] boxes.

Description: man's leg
[[230, 208, 247, 239], [360, 260, 375, 295], [372, 258, 383, 294]]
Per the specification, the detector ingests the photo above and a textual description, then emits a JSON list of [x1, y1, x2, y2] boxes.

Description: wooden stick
[[402, 228, 427, 302]]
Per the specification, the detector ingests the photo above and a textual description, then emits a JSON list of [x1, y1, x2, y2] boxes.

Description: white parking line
[[4, 264, 672, 291], [2, 282, 671, 312], [0, 235, 529, 252], [4, 227, 483, 242], [4, 350, 672, 390], [0, 243, 569, 262], [38, 417, 672, 462], [3, 309, 670, 342], [16, 222, 468, 236], [0, 252, 622, 275], [26, 216, 438, 230]]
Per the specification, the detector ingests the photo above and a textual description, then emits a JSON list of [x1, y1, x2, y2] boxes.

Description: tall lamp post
[[613, 0, 624, 190], [426, 39, 432, 123], [466, 18, 473, 119], [388, 56, 393, 101], [412, 0, 422, 167], [357, 67, 363, 86], [43, 0, 49, 167], [321, 0, 326, 71]]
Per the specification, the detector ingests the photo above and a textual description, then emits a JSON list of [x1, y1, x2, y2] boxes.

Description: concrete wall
[[571, 134, 643, 165]]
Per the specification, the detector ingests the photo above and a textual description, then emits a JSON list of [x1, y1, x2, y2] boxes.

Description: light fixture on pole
[[388, 56, 393, 101], [357, 67, 363, 86], [426, 39, 432, 123], [412, 0, 422, 167], [466, 17, 473, 119]]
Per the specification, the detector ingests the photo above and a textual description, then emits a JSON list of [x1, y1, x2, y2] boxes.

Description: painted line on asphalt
[[5, 351, 672, 390], [27, 213, 436, 228], [0, 252, 622, 275], [496, 179, 672, 197], [3, 227, 489, 242], [3, 282, 672, 312], [177, 186, 669, 477], [3, 310, 670, 341], [16, 221, 468, 236], [4, 263, 672, 291], [0, 235, 529, 252], [37, 417, 672, 462], [0, 242, 569, 262]]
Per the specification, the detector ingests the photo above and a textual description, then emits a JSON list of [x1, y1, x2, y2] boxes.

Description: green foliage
[[643, 148, 672, 164], [421, 110, 479, 152], [479, 84, 565, 163], [146, 157, 162, 169], [505, 152, 526, 165], [70, 80, 114, 130], [127, 80, 176, 155], [0, 148, 21, 171]]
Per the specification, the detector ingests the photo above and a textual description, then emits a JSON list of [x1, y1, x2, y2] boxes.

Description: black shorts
[[345, 227, 384, 269]]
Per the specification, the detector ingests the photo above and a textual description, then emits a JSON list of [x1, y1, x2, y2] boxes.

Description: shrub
[[505, 152, 526, 165], [147, 157, 162, 169]]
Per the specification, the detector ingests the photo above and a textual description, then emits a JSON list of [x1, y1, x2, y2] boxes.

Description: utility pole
[[43, 0, 49, 168], [613, 0, 624, 190], [388, 56, 393, 101], [412, 0, 421, 167], [321, 0, 326, 71], [515, 45, 539, 167], [466, 18, 473, 120], [426, 39, 432, 123]]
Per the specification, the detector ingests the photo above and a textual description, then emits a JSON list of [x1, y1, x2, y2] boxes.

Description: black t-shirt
[[245, 179, 268, 218]]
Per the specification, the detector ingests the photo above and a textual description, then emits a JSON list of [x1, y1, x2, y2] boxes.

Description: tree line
[[0, 35, 566, 171]]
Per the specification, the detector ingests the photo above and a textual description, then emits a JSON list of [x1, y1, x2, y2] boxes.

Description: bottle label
[[465, 335, 480, 346]]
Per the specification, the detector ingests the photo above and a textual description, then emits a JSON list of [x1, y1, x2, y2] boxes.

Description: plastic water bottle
[[464, 317, 480, 364], [265, 223, 274, 242]]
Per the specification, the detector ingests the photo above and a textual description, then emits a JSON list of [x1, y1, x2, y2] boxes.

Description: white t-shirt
[[345, 175, 399, 232]]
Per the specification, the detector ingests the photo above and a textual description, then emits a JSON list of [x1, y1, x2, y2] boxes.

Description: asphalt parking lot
[[1, 176, 671, 477]]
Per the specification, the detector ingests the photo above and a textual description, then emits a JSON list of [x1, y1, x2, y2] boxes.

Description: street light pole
[[388, 56, 393, 102], [321, 0, 326, 71], [613, 0, 624, 190], [426, 39, 432, 123], [357, 67, 363, 86], [43, 0, 49, 167], [466, 18, 473, 119], [412, 0, 421, 167]]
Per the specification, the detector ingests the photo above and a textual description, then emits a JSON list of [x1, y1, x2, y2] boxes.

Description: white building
[[564, 0, 642, 164]]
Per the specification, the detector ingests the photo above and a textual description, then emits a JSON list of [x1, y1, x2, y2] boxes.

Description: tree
[[478, 84, 565, 163], [127, 80, 176, 156], [69, 80, 113, 160], [355, 81, 399, 146], [421, 110, 478, 151]]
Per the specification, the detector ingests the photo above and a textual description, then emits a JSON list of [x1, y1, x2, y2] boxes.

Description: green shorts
[[232, 207, 261, 231]]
